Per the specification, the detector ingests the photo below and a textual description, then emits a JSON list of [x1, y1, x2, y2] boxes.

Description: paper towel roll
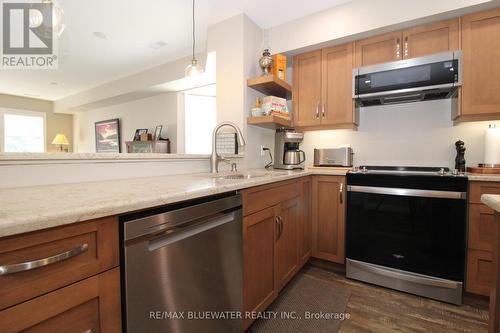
[[484, 127, 500, 165]]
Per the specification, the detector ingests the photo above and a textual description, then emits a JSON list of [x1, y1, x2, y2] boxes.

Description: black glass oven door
[[346, 189, 466, 282]]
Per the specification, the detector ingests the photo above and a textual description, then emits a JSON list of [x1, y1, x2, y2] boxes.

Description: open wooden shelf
[[247, 75, 292, 99], [247, 115, 292, 129]]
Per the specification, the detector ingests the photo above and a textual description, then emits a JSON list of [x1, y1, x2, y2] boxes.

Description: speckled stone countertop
[[0, 167, 351, 238], [467, 173, 500, 182], [481, 195, 500, 213]]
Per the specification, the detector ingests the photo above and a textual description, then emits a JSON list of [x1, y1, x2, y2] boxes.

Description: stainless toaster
[[314, 148, 353, 167]]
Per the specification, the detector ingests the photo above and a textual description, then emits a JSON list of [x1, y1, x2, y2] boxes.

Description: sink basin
[[196, 170, 289, 180], [218, 174, 246, 180]]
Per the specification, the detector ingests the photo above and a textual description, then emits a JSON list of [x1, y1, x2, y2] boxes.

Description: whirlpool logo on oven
[[1, 1, 60, 69]]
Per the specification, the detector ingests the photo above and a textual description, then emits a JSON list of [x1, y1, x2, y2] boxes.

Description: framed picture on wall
[[95, 118, 121, 153]]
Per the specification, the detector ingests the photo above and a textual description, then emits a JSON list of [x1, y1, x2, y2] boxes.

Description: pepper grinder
[[455, 140, 466, 173]]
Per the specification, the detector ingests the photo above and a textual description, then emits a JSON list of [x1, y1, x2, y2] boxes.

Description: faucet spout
[[210, 122, 246, 173]]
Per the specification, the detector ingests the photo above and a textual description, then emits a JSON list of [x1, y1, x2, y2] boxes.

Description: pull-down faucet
[[210, 122, 246, 173]]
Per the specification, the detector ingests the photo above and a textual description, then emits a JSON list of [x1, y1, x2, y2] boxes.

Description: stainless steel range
[[346, 166, 468, 305]]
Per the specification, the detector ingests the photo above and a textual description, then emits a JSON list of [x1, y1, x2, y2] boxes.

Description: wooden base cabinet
[[466, 182, 500, 296], [242, 178, 312, 330], [0, 268, 121, 333], [311, 176, 346, 264]]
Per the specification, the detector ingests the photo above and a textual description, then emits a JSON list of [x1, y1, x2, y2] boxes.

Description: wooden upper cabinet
[[275, 198, 299, 291], [460, 8, 500, 120], [311, 176, 346, 264], [402, 19, 459, 59], [355, 31, 402, 67], [321, 43, 357, 127], [292, 50, 322, 127]]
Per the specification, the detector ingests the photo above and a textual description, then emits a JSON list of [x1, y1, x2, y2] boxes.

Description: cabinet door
[[468, 204, 496, 252], [466, 249, 493, 297], [402, 19, 459, 59], [0, 268, 121, 333], [461, 8, 500, 119], [243, 206, 278, 324], [355, 31, 402, 67], [312, 176, 346, 263], [321, 43, 357, 127], [275, 197, 299, 291], [292, 50, 322, 127], [297, 177, 312, 267]]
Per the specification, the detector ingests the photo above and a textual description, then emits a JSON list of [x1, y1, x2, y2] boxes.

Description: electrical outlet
[[260, 145, 265, 156]]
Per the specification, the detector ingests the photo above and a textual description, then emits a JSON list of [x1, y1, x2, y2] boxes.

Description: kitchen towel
[[484, 126, 500, 165]]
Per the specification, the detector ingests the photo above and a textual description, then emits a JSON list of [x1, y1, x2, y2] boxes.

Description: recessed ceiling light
[[93, 31, 108, 39], [149, 41, 167, 50], [50, 82, 58, 86]]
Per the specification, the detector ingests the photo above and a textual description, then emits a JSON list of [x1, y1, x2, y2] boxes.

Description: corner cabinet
[[293, 43, 358, 131], [311, 176, 346, 264], [458, 8, 500, 122], [242, 177, 311, 330]]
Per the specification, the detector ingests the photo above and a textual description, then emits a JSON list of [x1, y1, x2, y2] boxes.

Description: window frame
[[0, 108, 47, 153]]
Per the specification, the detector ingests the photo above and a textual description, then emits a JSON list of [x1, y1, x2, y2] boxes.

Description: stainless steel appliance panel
[[314, 148, 353, 167], [123, 194, 243, 333]]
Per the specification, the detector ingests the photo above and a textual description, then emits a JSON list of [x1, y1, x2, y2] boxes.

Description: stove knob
[[438, 168, 446, 176], [361, 166, 368, 173]]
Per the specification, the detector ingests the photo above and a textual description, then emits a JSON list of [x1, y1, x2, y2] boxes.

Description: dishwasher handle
[[148, 212, 236, 251]]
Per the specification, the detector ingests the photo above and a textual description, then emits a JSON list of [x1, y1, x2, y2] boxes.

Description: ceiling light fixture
[[149, 41, 167, 50], [29, 0, 65, 37], [185, 0, 204, 78], [93, 32, 108, 39]]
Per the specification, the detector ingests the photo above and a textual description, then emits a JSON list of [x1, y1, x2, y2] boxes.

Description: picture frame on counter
[[133, 129, 148, 141], [154, 125, 163, 140], [95, 118, 121, 153]]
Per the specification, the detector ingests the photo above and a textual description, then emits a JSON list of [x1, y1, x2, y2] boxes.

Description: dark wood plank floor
[[303, 265, 489, 333]]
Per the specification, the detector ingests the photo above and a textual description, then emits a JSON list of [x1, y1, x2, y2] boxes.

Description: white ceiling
[[0, 0, 353, 101]]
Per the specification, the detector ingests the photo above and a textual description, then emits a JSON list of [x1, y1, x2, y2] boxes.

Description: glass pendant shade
[[185, 59, 204, 77]]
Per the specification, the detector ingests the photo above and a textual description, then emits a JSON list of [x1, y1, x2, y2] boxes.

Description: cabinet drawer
[[241, 179, 300, 216], [469, 181, 500, 204], [0, 267, 121, 333], [466, 249, 493, 296], [468, 204, 496, 252], [0, 217, 119, 310]]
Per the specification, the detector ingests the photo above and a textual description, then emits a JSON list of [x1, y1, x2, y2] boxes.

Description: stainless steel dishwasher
[[121, 192, 243, 333]]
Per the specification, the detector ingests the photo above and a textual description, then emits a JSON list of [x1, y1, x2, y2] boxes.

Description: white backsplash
[[302, 99, 499, 169]]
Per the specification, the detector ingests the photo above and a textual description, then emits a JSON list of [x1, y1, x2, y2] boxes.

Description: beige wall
[[0, 94, 73, 152], [73, 92, 178, 153]]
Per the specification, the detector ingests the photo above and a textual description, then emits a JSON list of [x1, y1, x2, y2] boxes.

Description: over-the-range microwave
[[352, 51, 462, 107]]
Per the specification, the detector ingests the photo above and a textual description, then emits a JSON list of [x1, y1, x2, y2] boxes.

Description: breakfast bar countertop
[[481, 194, 500, 213], [0, 167, 352, 238]]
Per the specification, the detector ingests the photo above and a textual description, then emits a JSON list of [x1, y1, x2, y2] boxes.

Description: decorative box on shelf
[[125, 140, 171, 154]]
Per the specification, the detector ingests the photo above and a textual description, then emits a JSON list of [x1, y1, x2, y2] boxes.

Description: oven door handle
[[349, 260, 462, 289], [347, 185, 466, 200]]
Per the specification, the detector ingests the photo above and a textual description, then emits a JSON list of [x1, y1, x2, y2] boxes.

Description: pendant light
[[185, 0, 204, 77]]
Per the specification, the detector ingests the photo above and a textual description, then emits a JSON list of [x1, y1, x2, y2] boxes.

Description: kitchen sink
[[196, 170, 288, 180]]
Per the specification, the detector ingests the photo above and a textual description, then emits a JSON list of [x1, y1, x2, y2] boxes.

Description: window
[[1, 110, 46, 152], [184, 87, 216, 155]]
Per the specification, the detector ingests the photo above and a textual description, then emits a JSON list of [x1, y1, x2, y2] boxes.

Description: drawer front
[[241, 179, 300, 216], [0, 267, 121, 333], [469, 181, 500, 204], [468, 204, 496, 252], [466, 249, 493, 296], [0, 217, 119, 310]]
